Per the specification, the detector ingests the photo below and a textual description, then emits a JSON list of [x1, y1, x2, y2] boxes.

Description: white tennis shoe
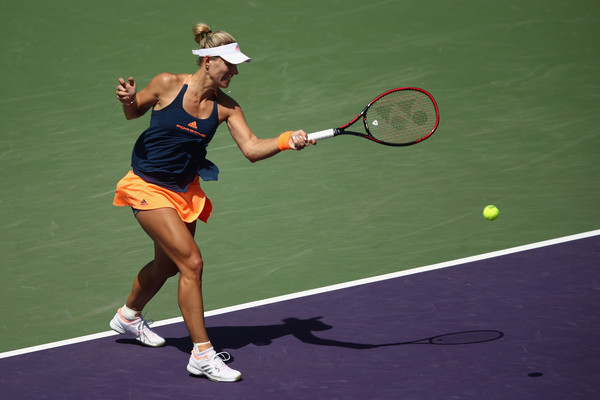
[[187, 348, 242, 382], [109, 308, 166, 347]]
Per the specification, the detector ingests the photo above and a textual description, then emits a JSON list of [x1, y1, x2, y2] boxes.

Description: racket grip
[[307, 129, 335, 142]]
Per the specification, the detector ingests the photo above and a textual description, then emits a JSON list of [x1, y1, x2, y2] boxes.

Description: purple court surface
[[1, 235, 599, 399]]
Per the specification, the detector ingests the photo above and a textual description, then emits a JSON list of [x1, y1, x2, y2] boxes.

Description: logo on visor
[[235, 44, 240, 51]]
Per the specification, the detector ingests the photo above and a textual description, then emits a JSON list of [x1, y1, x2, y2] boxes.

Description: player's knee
[[180, 255, 204, 281]]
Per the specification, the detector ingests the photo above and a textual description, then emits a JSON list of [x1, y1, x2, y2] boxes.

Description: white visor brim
[[192, 42, 251, 64]]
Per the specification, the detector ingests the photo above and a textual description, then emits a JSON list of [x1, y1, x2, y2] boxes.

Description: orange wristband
[[277, 131, 294, 151]]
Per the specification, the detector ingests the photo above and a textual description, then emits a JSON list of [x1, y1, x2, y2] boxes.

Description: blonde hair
[[193, 23, 236, 65]]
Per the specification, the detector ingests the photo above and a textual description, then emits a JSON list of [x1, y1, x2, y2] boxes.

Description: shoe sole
[[187, 364, 241, 383]]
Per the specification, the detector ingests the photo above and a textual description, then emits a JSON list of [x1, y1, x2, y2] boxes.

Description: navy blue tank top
[[131, 81, 220, 192]]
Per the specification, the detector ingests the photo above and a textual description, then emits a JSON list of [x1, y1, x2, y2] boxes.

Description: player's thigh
[[152, 219, 198, 277], [135, 208, 202, 269]]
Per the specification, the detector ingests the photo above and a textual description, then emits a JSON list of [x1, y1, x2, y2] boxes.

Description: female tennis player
[[109, 23, 313, 383]]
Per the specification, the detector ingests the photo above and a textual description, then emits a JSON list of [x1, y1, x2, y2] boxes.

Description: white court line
[[1, 229, 598, 360]]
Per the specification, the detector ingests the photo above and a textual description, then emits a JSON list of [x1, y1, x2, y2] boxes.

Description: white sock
[[194, 342, 213, 355], [121, 304, 141, 320]]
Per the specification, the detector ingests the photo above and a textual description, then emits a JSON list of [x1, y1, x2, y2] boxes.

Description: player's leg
[[133, 208, 210, 344], [124, 242, 180, 313], [133, 207, 241, 381], [110, 208, 198, 347]]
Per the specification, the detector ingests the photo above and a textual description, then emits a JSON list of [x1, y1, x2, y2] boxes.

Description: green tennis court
[[1, 0, 598, 358]]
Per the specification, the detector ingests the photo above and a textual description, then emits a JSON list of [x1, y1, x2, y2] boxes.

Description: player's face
[[208, 57, 238, 88]]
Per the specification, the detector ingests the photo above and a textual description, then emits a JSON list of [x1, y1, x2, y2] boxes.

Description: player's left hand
[[116, 77, 137, 105]]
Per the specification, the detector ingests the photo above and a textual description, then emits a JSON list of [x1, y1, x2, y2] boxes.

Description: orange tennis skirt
[[113, 171, 212, 223]]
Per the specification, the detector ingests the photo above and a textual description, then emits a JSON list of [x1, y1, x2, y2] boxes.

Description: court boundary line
[[1, 228, 598, 360]]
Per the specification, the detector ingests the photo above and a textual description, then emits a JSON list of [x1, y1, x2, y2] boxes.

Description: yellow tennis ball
[[483, 205, 499, 221]]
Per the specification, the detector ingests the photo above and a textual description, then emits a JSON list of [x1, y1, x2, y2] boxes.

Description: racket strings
[[365, 90, 437, 145]]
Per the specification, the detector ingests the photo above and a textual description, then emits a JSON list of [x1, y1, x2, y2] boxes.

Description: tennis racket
[[307, 87, 439, 146]]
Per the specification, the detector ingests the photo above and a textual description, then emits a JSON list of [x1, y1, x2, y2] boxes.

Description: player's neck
[[189, 72, 217, 100]]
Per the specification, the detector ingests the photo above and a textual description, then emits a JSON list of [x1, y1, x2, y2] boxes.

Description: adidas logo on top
[[175, 120, 206, 137]]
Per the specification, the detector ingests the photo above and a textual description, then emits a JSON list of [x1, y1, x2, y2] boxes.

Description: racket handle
[[307, 129, 335, 142]]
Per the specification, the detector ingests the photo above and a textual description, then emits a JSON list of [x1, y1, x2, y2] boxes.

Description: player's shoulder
[[150, 72, 189, 87], [216, 89, 241, 109], [144, 73, 189, 99]]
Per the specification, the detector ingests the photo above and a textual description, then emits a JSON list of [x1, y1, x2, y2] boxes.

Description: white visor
[[192, 42, 251, 64]]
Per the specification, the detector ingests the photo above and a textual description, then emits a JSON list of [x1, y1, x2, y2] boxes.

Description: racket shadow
[[373, 330, 505, 348], [160, 317, 504, 353]]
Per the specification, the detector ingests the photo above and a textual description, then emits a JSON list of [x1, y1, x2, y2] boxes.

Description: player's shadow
[[162, 316, 504, 353], [165, 316, 374, 353]]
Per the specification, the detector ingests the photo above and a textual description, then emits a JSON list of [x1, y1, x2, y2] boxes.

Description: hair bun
[[193, 23, 212, 45]]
